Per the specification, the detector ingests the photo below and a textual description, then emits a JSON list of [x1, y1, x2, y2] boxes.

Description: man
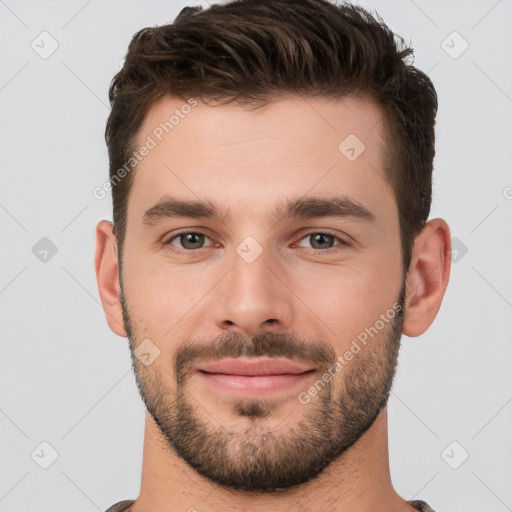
[[95, 1, 451, 511]]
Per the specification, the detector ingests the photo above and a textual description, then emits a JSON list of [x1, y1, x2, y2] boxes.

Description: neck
[[130, 407, 415, 512]]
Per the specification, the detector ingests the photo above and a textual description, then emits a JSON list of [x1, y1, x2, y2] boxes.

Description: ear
[[402, 218, 451, 338], [94, 220, 127, 337]]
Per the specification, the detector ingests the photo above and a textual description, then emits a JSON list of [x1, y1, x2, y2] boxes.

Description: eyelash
[[163, 230, 349, 255]]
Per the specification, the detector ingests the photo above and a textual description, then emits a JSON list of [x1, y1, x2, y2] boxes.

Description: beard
[[120, 280, 406, 494]]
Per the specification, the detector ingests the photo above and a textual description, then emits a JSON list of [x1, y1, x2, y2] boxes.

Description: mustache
[[174, 331, 337, 385]]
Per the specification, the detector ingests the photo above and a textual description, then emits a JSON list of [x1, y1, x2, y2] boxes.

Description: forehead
[[128, 94, 395, 226]]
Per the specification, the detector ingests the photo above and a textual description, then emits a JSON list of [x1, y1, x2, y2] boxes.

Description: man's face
[[119, 95, 405, 492]]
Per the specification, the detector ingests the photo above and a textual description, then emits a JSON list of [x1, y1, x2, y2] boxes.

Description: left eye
[[296, 232, 346, 251]]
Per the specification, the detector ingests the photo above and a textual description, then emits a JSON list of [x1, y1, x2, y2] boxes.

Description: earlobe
[[402, 218, 452, 338], [94, 220, 127, 337]]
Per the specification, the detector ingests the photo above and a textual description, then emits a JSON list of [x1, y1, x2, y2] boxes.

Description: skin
[[95, 95, 451, 512]]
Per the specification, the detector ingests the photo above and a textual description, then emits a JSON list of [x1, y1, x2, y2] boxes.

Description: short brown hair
[[105, 0, 437, 274]]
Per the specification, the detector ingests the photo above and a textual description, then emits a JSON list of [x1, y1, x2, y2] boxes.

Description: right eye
[[164, 231, 216, 251]]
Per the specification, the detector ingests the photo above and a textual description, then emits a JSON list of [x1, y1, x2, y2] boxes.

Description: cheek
[[123, 254, 214, 338], [292, 256, 401, 351]]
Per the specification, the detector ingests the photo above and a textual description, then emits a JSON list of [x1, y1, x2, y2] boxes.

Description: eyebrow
[[141, 194, 376, 227]]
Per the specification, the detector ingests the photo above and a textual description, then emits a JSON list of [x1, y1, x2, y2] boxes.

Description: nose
[[212, 244, 294, 337]]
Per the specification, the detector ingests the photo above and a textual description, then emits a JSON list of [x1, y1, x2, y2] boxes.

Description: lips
[[193, 358, 317, 397], [195, 357, 315, 376]]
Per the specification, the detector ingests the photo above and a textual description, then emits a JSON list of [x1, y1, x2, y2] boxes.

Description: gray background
[[1, 0, 511, 511]]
